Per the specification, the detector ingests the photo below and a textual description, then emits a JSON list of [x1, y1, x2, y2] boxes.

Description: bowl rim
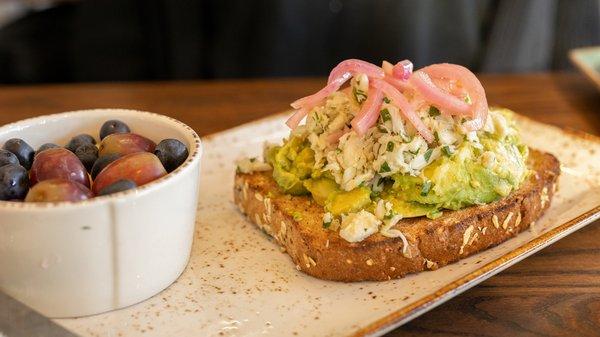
[[0, 108, 202, 210]]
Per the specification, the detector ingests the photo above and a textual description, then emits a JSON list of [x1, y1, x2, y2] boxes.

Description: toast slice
[[234, 149, 560, 282]]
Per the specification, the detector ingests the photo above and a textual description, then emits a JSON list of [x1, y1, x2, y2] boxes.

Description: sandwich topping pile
[[237, 59, 529, 243]]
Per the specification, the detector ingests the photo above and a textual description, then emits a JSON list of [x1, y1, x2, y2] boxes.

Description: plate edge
[[352, 205, 600, 337]]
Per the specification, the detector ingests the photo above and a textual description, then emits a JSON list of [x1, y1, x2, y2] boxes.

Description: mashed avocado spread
[[264, 92, 529, 223]]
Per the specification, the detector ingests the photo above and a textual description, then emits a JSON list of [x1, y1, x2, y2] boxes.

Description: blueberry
[[2, 138, 34, 169], [74, 143, 99, 172], [154, 139, 189, 172], [0, 164, 29, 200], [100, 120, 130, 140], [0, 149, 19, 168], [35, 143, 60, 157], [97, 179, 137, 196], [90, 154, 121, 179], [66, 134, 96, 153]]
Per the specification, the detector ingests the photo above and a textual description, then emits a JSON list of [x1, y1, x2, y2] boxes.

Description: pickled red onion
[[383, 76, 411, 91], [288, 59, 384, 130], [285, 107, 309, 129], [371, 79, 434, 143], [392, 60, 413, 80], [422, 63, 488, 131], [351, 87, 384, 136], [381, 60, 412, 91], [327, 59, 384, 85], [291, 77, 346, 110], [409, 71, 471, 116]]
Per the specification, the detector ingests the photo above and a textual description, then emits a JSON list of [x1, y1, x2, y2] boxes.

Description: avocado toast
[[234, 59, 560, 282]]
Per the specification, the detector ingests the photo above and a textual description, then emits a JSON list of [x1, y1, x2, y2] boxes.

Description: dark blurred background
[[0, 0, 598, 84]]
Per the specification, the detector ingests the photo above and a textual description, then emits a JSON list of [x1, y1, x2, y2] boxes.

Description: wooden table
[[0, 73, 599, 336]]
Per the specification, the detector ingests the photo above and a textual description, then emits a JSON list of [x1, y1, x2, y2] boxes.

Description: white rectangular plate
[[56, 114, 600, 337]]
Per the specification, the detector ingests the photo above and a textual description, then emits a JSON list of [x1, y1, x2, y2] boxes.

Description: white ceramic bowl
[[0, 109, 202, 318]]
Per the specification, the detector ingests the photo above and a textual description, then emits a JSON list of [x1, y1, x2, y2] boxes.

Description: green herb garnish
[[379, 161, 391, 173], [353, 87, 367, 103], [380, 108, 391, 122], [442, 145, 453, 157], [383, 97, 391, 104], [322, 221, 332, 229], [420, 181, 432, 196], [292, 212, 303, 221], [434, 131, 439, 143], [424, 148, 433, 161], [464, 94, 472, 104], [428, 106, 441, 117], [387, 142, 394, 152]]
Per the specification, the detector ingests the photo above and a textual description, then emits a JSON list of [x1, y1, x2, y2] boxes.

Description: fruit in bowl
[[92, 152, 166, 195], [2, 138, 34, 169], [25, 179, 93, 202], [30, 148, 90, 187], [0, 119, 190, 202], [98, 133, 156, 157], [0, 109, 202, 318], [0, 163, 29, 200]]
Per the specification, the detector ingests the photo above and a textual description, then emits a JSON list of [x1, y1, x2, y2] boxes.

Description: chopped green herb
[[353, 87, 367, 103], [464, 94, 472, 104], [379, 161, 391, 173], [292, 212, 303, 221], [461, 117, 467, 124], [408, 149, 419, 155], [383, 97, 391, 104], [420, 181, 432, 196], [380, 108, 391, 122], [428, 106, 441, 117], [386, 141, 395, 152], [434, 131, 440, 142], [322, 221, 332, 229], [250, 157, 256, 163], [378, 125, 388, 133], [424, 148, 433, 161], [442, 145, 453, 157]]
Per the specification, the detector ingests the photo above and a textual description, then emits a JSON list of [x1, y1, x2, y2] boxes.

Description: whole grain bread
[[233, 149, 560, 282]]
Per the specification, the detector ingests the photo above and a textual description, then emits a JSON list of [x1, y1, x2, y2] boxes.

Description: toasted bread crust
[[234, 149, 560, 282]]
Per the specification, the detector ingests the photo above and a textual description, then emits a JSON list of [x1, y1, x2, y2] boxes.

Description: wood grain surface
[[0, 73, 598, 337]]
